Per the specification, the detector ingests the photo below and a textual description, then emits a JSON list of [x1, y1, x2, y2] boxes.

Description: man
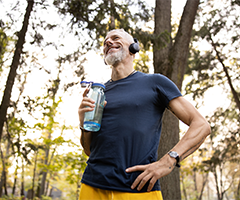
[[78, 29, 211, 200]]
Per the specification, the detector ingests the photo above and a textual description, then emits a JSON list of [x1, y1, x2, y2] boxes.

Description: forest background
[[0, 0, 240, 199]]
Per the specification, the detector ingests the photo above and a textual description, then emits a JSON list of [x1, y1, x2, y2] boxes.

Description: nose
[[105, 38, 113, 47], [103, 38, 113, 54]]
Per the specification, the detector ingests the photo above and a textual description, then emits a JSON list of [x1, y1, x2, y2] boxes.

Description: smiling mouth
[[106, 46, 121, 55]]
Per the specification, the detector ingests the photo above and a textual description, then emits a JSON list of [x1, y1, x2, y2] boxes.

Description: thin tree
[[0, 0, 34, 143]]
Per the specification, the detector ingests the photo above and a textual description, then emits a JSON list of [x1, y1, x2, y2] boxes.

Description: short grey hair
[[107, 29, 134, 44]]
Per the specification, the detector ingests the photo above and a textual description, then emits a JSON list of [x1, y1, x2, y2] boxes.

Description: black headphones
[[129, 38, 140, 54]]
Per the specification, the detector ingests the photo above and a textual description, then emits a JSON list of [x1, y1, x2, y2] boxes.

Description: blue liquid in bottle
[[83, 83, 105, 132]]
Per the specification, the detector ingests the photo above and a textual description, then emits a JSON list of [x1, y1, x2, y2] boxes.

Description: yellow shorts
[[79, 183, 163, 200]]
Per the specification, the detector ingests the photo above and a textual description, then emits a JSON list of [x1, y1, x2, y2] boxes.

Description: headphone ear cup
[[129, 38, 140, 54], [129, 43, 140, 54]]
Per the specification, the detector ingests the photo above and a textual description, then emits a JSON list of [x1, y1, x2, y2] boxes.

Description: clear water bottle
[[83, 83, 105, 132]]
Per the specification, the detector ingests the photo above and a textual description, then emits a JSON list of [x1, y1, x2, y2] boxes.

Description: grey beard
[[105, 49, 127, 66]]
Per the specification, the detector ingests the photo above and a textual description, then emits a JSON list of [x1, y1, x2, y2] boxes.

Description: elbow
[[80, 138, 91, 157], [203, 120, 211, 138], [84, 149, 91, 157]]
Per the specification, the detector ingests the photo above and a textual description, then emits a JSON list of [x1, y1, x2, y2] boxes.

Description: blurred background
[[0, 0, 239, 199]]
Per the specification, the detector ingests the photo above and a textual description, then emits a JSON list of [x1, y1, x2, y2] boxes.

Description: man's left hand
[[125, 155, 175, 192]]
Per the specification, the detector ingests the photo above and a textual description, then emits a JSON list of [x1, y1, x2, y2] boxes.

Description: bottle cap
[[80, 81, 93, 88], [92, 83, 105, 89]]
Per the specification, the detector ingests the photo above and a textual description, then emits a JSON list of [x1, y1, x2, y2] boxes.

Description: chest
[[104, 82, 163, 114]]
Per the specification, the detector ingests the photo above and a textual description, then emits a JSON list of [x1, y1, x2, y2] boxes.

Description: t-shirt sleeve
[[154, 74, 182, 108]]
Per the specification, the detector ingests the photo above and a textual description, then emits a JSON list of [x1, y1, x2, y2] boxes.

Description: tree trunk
[[213, 167, 221, 200], [198, 173, 208, 200], [181, 173, 188, 200], [32, 150, 38, 199], [0, 146, 7, 197], [45, 180, 50, 196], [39, 146, 49, 198], [158, 109, 180, 199], [0, 132, 11, 197], [0, 0, 34, 141], [236, 178, 240, 200], [194, 171, 198, 199], [154, 0, 200, 199], [109, 0, 116, 30], [153, 0, 172, 77], [21, 156, 25, 199], [12, 159, 19, 195]]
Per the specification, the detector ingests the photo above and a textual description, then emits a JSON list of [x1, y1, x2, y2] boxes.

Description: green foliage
[[188, 105, 240, 199], [3, 0, 240, 199], [41, 196, 53, 200], [0, 195, 23, 200], [63, 150, 87, 184], [0, 0, 91, 198], [182, 1, 240, 198], [0, 20, 11, 72], [185, 47, 220, 99], [186, 0, 240, 100], [53, 0, 154, 49], [134, 49, 151, 73]]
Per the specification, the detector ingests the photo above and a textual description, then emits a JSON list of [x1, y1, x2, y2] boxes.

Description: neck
[[109, 53, 135, 81], [110, 67, 136, 82]]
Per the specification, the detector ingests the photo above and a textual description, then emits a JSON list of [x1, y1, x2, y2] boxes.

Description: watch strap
[[168, 151, 180, 168]]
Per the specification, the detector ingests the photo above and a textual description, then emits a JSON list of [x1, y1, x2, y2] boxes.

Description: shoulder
[[137, 72, 171, 81], [138, 72, 178, 88], [135, 71, 169, 81], [151, 73, 174, 84]]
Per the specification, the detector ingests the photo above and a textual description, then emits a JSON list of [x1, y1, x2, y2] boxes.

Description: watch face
[[169, 151, 178, 158]]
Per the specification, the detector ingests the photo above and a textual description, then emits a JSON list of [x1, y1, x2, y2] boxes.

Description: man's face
[[103, 30, 129, 66]]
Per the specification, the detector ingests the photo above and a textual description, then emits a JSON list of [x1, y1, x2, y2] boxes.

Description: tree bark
[[32, 149, 39, 199], [21, 156, 25, 199], [154, 0, 200, 199], [158, 109, 180, 199], [236, 178, 240, 199], [109, 0, 116, 30], [0, 0, 34, 141], [198, 173, 208, 200], [12, 159, 19, 195], [0, 146, 7, 197], [39, 143, 50, 198], [181, 173, 188, 200], [154, 0, 172, 77]]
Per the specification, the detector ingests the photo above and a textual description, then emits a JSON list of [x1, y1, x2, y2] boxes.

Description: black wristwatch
[[168, 151, 180, 167]]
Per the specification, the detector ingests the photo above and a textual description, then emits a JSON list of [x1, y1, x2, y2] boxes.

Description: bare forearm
[[172, 120, 211, 162], [80, 130, 92, 156], [179, 137, 205, 161]]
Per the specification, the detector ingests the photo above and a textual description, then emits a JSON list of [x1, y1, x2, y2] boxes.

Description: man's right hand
[[78, 88, 96, 127]]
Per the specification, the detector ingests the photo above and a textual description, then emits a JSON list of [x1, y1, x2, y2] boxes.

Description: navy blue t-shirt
[[81, 71, 182, 192]]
